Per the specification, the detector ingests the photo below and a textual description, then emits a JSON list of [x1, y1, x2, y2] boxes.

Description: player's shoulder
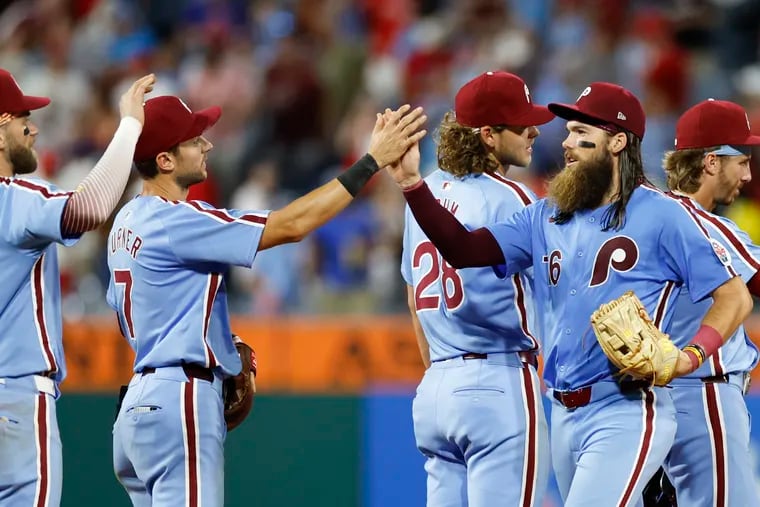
[[634, 184, 694, 214], [426, 170, 536, 206], [0, 176, 69, 199]]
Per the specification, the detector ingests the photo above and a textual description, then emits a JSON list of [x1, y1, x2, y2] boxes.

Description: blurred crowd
[[3, 0, 760, 316]]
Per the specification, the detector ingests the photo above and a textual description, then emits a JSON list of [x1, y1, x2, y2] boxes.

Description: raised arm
[[257, 105, 427, 251], [388, 142, 504, 268], [61, 74, 155, 236]]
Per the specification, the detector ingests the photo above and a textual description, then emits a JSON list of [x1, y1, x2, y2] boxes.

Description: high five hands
[[378, 107, 424, 189], [368, 105, 426, 172]]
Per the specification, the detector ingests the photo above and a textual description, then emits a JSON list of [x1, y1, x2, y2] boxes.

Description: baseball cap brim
[[10, 95, 51, 114], [547, 102, 608, 129], [179, 106, 222, 143], [509, 105, 555, 127]]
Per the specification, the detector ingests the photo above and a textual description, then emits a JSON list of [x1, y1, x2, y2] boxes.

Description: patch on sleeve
[[710, 238, 732, 267]]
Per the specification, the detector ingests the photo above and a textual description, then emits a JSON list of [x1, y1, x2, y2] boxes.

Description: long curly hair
[[552, 132, 649, 230], [436, 112, 501, 177]]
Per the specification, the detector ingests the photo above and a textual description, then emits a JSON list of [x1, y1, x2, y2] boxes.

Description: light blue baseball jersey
[[0, 177, 78, 382], [667, 194, 759, 378], [106, 196, 269, 376], [401, 170, 539, 361], [485, 184, 735, 391]]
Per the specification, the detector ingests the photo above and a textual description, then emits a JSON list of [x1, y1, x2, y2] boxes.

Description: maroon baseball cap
[[454, 71, 554, 128], [674, 99, 760, 150], [0, 69, 50, 114], [548, 82, 646, 139], [133, 96, 222, 163]]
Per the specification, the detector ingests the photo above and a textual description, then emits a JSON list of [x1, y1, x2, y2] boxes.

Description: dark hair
[[437, 112, 502, 177], [601, 132, 647, 231], [134, 144, 180, 179]]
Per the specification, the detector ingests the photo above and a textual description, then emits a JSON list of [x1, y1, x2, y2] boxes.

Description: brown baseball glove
[[223, 335, 257, 431], [591, 291, 680, 386]]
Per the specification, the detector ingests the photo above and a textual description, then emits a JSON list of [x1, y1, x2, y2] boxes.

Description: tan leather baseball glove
[[591, 291, 680, 386], [223, 335, 257, 431]]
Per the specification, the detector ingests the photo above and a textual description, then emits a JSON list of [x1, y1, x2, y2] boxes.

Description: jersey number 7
[[114, 269, 135, 340], [413, 241, 464, 310]]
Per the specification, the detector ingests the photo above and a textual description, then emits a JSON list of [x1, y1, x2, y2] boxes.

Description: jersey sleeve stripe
[[666, 194, 737, 277], [484, 173, 535, 205], [183, 201, 266, 226], [4, 178, 71, 199], [690, 207, 760, 271]]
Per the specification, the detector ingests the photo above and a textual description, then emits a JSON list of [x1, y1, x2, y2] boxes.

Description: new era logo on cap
[[454, 71, 554, 128], [549, 82, 646, 139], [674, 99, 760, 150]]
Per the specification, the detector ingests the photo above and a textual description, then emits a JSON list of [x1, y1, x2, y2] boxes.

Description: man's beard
[[548, 149, 613, 215], [8, 140, 38, 175]]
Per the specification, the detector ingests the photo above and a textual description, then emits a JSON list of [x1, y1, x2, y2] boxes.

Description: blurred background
[[4, 0, 760, 505]]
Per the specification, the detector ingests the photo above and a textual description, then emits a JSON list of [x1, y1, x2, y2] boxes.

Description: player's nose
[[200, 136, 213, 152], [27, 121, 40, 137]]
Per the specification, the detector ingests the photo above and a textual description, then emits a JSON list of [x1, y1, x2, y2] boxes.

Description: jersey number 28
[[413, 241, 464, 310]]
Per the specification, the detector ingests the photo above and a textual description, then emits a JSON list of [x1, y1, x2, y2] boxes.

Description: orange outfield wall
[[60, 315, 760, 393]]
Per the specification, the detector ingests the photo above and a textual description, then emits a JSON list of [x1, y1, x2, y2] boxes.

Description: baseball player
[[655, 99, 760, 506], [0, 69, 154, 506], [401, 71, 554, 507], [107, 95, 426, 506], [387, 82, 753, 506]]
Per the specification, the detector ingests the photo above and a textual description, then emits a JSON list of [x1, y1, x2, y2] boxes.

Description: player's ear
[[702, 152, 720, 176], [608, 132, 627, 155], [155, 151, 175, 174], [478, 126, 497, 149]]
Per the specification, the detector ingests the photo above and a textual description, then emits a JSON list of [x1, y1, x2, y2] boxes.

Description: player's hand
[[386, 141, 422, 189], [119, 74, 156, 126], [674, 350, 695, 378], [367, 105, 426, 168]]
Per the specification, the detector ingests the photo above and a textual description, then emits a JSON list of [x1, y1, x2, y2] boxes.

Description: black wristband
[[337, 153, 380, 197]]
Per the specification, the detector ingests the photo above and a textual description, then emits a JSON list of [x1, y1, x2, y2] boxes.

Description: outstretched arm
[[388, 142, 504, 268], [61, 74, 155, 236], [258, 105, 427, 251]]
